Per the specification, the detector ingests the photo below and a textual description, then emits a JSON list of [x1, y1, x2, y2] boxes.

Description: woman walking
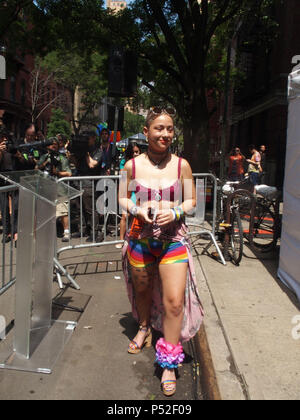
[[119, 107, 203, 396]]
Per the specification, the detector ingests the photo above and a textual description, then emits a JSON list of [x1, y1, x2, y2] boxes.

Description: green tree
[[123, 110, 145, 139], [0, 0, 33, 41], [47, 108, 71, 138], [41, 50, 107, 134], [126, 0, 279, 172], [32, 0, 279, 171]]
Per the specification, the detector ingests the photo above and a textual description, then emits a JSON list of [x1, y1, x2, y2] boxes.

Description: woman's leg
[[129, 264, 155, 347], [159, 262, 187, 344], [158, 262, 187, 383]]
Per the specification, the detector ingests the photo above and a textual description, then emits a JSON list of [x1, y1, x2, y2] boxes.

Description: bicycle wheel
[[229, 207, 243, 265], [250, 201, 279, 252]]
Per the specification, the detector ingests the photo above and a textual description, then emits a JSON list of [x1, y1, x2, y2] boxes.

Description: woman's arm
[[156, 158, 196, 227]]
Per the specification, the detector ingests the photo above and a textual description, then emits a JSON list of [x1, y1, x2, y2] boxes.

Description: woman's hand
[[156, 209, 175, 226], [136, 207, 154, 225]]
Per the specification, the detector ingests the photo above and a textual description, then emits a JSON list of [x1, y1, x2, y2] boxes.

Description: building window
[[10, 76, 16, 102]]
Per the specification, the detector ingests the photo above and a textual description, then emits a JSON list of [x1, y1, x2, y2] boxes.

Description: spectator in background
[[228, 147, 245, 181], [116, 142, 141, 249], [76, 131, 104, 242], [99, 128, 112, 175], [37, 137, 72, 242], [259, 145, 267, 184], [14, 123, 39, 170], [247, 144, 262, 191], [57, 133, 70, 157], [36, 130, 45, 141]]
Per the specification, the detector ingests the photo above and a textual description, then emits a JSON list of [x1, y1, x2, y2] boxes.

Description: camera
[[43, 150, 61, 176], [1, 132, 55, 155]]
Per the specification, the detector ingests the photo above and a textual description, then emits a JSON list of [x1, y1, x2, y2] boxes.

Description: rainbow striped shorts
[[127, 238, 188, 268]]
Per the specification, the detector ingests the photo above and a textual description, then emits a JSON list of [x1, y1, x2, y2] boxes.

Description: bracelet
[[170, 209, 176, 221], [173, 206, 184, 221], [129, 206, 141, 217]]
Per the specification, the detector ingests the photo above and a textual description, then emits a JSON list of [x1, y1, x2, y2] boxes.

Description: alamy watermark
[[291, 315, 300, 340], [292, 55, 300, 73], [95, 174, 204, 217], [0, 55, 6, 80], [0, 315, 6, 341]]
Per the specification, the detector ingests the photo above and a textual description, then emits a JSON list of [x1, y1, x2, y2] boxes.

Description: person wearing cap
[[37, 137, 72, 242]]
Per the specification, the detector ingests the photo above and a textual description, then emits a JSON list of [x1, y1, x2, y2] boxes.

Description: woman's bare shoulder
[[123, 159, 132, 170], [177, 156, 192, 172]]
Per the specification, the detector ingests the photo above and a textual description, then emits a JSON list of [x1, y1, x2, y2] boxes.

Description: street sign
[[0, 55, 6, 79]]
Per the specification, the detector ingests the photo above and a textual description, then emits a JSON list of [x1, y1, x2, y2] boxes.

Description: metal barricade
[[0, 184, 18, 295], [57, 173, 225, 265], [187, 173, 226, 265], [56, 175, 123, 258]]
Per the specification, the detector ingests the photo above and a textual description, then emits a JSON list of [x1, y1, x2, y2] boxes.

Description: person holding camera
[[37, 137, 72, 242], [14, 123, 42, 171]]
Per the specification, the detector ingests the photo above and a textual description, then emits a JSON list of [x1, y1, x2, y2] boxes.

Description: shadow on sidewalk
[[242, 243, 300, 312]]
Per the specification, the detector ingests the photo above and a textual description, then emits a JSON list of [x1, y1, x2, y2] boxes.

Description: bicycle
[[223, 177, 282, 254], [245, 187, 282, 252]]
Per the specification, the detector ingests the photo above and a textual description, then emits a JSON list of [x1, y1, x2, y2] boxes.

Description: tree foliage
[[40, 49, 107, 134], [122, 110, 145, 139], [127, 1, 278, 168], [2, 0, 280, 171], [0, 0, 33, 41], [47, 107, 71, 138]]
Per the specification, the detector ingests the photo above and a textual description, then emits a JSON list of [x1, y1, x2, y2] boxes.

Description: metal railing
[[0, 184, 18, 295], [187, 173, 226, 265], [57, 173, 224, 264], [0, 172, 224, 295], [56, 175, 123, 257]]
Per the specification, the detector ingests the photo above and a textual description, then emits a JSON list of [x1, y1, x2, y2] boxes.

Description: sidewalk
[[0, 240, 201, 400], [193, 238, 300, 400], [1, 236, 299, 400]]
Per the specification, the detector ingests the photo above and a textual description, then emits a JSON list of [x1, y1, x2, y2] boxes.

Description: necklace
[[147, 152, 169, 169]]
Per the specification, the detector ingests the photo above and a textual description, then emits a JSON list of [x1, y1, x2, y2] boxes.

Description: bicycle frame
[[223, 189, 256, 261]]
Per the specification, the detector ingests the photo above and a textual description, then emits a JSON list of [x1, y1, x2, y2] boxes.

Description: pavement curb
[[193, 324, 221, 400], [193, 249, 246, 400]]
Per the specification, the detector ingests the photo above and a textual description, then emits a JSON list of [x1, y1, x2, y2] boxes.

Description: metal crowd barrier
[[56, 175, 123, 258], [187, 173, 226, 265], [57, 173, 224, 264], [0, 184, 18, 295], [0, 172, 224, 295]]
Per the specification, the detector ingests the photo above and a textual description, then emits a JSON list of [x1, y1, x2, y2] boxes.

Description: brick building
[[0, 51, 72, 140]]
